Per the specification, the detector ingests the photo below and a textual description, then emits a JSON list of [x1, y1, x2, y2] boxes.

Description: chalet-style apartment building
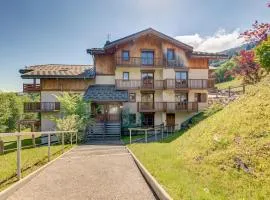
[[19, 28, 226, 138]]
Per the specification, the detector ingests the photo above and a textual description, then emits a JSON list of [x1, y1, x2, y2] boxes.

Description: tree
[[215, 59, 237, 83], [231, 50, 263, 84], [54, 93, 94, 132], [240, 21, 270, 44], [255, 37, 270, 72]]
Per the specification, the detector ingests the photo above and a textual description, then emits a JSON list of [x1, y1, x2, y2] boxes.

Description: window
[[123, 72, 129, 80], [167, 49, 175, 60], [141, 51, 154, 65], [129, 93, 136, 102], [175, 72, 187, 80], [129, 114, 136, 124], [122, 50, 130, 61], [194, 93, 207, 103]]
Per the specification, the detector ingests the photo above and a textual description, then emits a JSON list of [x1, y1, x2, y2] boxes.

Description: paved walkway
[[7, 142, 156, 200]]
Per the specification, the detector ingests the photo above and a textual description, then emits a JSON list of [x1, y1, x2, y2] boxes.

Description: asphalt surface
[[7, 142, 156, 200]]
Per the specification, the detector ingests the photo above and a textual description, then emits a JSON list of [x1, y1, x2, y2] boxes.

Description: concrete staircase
[[86, 122, 121, 141]]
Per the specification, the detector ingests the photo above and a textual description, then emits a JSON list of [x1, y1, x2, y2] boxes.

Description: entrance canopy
[[84, 85, 128, 102]]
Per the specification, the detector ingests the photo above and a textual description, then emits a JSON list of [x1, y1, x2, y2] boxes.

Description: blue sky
[[0, 0, 269, 91]]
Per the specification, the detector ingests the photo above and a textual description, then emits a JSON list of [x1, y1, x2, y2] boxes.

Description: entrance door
[[142, 113, 154, 127], [166, 114, 175, 126]]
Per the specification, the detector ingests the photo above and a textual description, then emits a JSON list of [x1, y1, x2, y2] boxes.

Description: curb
[[0, 146, 76, 200], [126, 147, 172, 200]]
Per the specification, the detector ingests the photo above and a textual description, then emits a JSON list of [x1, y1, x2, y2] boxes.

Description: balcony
[[116, 56, 187, 68], [137, 102, 198, 112], [165, 79, 210, 89], [137, 102, 166, 112], [23, 84, 41, 93], [115, 79, 164, 90], [116, 57, 163, 67], [166, 102, 198, 113], [24, 102, 60, 112]]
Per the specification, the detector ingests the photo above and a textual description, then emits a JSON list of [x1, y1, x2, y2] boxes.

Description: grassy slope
[[215, 78, 242, 89], [129, 77, 270, 200]]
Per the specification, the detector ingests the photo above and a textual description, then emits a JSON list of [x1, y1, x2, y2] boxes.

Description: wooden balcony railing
[[165, 79, 210, 89], [23, 84, 41, 93], [137, 102, 198, 112], [116, 57, 186, 68], [137, 102, 166, 112], [24, 102, 60, 112], [166, 102, 198, 112], [115, 80, 164, 90]]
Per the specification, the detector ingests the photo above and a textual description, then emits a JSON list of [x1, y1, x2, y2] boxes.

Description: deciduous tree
[[231, 50, 263, 84]]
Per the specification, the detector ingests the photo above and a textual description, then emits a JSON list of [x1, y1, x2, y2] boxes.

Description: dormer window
[[167, 49, 175, 61], [122, 50, 130, 61]]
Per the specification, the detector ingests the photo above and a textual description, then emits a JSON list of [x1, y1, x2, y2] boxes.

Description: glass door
[[141, 51, 154, 66], [175, 72, 188, 88], [141, 72, 154, 89]]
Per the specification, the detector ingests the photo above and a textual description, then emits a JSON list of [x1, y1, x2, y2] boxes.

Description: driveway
[[7, 142, 156, 200]]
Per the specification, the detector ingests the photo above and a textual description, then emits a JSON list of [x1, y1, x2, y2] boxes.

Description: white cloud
[[175, 29, 245, 53]]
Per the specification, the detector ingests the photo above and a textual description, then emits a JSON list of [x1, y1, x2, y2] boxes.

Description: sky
[[0, 0, 269, 91]]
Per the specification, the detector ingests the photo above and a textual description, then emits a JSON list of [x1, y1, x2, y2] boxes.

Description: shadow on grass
[[4, 137, 41, 153]]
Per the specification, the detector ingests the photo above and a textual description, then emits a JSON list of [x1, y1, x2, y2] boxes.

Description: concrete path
[[7, 142, 156, 200]]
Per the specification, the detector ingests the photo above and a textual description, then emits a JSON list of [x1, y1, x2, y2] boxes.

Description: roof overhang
[[191, 52, 228, 59], [87, 28, 194, 55]]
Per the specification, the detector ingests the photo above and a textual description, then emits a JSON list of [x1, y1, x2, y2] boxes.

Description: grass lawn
[[215, 78, 243, 89], [0, 144, 73, 191], [129, 76, 270, 200]]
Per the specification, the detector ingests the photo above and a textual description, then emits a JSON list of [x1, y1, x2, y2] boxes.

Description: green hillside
[[129, 76, 270, 200]]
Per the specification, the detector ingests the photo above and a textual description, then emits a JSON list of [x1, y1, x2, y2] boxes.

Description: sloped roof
[[19, 64, 95, 79], [87, 28, 194, 55], [84, 85, 128, 102], [191, 51, 228, 59]]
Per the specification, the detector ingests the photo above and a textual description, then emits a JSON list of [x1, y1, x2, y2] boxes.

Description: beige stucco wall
[[162, 68, 175, 79], [162, 90, 175, 102], [189, 69, 208, 79], [115, 68, 141, 79], [95, 75, 115, 85]]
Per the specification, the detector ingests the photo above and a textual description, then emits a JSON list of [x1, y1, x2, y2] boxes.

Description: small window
[[122, 50, 130, 61], [195, 93, 207, 103], [167, 49, 175, 60], [123, 72, 129, 80], [129, 114, 136, 124], [129, 93, 136, 102]]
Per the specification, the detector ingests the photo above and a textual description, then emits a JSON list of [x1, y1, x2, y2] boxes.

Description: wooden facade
[[40, 79, 94, 91]]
